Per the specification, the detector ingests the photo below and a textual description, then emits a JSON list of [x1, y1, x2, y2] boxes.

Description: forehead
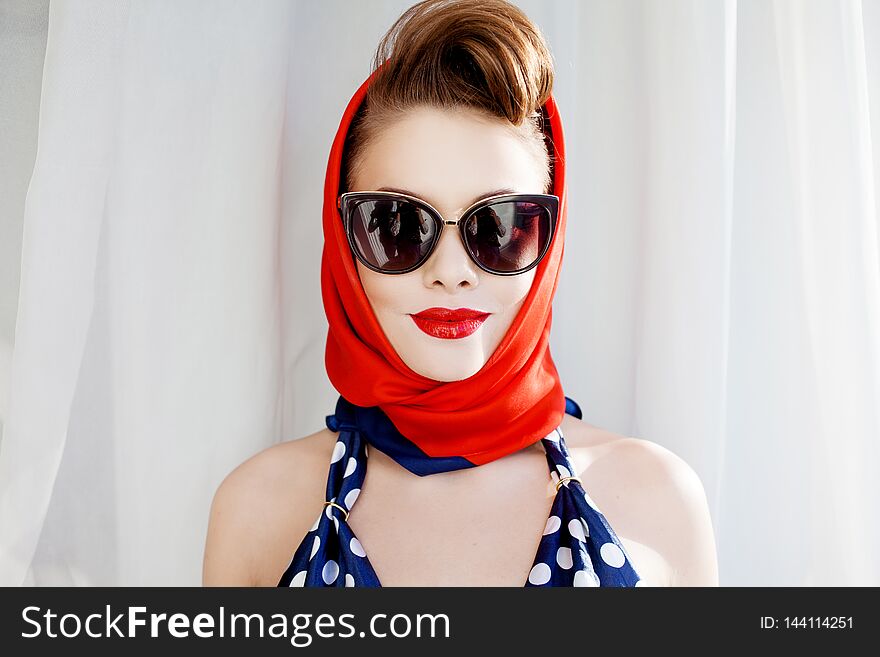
[[354, 106, 544, 213]]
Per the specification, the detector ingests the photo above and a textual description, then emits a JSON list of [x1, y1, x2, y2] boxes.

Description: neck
[[366, 437, 554, 495]]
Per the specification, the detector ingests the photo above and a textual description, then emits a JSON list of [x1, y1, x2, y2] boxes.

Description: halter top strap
[[277, 395, 644, 587]]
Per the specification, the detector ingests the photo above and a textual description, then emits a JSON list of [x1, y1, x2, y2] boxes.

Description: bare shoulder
[[560, 415, 719, 586], [202, 427, 338, 586]]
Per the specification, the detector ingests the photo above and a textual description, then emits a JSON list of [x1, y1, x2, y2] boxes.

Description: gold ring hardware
[[323, 500, 349, 522], [555, 475, 582, 492]]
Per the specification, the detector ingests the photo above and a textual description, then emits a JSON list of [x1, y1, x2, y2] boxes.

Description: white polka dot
[[568, 518, 586, 542], [543, 515, 561, 535], [344, 488, 361, 510], [331, 441, 346, 464], [322, 560, 339, 585], [324, 497, 337, 519], [556, 547, 573, 569], [600, 542, 626, 568], [343, 457, 357, 478], [580, 517, 590, 538], [290, 570, 307, 587], [345, 573, 355, 587], [309, 535, 321, 560], [543, 429, 561, 443], [573, 569, 600, 587], [332, 517, 339, 533], [528, 563, 552, 585], [309, 513, 321, 532], [577, 543, 590, 563], [556, 464, 572, 479], [350, 537, 366, 557], [582, 489, 599, 510]]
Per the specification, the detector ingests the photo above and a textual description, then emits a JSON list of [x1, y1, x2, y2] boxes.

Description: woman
[[203, 0, 719, 587]]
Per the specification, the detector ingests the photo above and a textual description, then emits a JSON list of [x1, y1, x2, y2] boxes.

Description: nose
[[420, 219, 480, 290]]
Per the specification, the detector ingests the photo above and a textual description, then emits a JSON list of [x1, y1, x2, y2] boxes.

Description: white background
[[1, 0, 878, 585]]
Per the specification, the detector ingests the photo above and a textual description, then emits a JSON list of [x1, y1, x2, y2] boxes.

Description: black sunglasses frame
[[337, 190, 559, 276]]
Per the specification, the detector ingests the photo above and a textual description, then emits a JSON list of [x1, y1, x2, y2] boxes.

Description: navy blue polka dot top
[[277, 395, 644, 587]]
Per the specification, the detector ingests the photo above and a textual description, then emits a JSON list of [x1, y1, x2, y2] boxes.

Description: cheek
[[493, 270, 537, 313], [356, 261, 413, 315]]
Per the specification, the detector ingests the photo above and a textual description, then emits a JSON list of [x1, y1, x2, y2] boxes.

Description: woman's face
[[349, 106, 547, 382]]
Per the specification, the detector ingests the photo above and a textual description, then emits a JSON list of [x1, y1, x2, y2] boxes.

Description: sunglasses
[[337, 190, 559, 276]]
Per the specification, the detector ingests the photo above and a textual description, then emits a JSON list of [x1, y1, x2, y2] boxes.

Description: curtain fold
[[766, 0, 880, 583], [0, 0, 878, 586], [0, 0, 132, 586], [1, 0, 293, 585]]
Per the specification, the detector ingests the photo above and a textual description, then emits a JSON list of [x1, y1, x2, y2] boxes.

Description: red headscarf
[[321, 64, 568, 466]]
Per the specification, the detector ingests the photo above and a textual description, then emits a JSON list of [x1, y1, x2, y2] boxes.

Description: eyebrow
[[376, 186, 516, 209]]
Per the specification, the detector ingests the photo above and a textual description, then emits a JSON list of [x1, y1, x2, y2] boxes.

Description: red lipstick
[[410, 307, 490, 339]]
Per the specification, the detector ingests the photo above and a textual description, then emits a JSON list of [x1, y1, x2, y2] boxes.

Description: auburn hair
[[342, 0, 556, 194]]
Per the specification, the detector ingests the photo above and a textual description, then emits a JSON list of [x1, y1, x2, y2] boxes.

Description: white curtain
[[1, 0, 878, 586]]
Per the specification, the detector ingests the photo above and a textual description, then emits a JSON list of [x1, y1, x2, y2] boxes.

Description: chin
[[403, 345, 487, 382], [385, 316, 496, 381], [411, 363, 483, 382]]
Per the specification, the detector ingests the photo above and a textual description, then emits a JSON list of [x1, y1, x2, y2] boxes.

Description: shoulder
[[202, 427, 338, 586], [561, 415, 719, 586]]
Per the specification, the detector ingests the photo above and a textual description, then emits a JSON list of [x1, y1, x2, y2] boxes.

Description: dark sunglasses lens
[[348, 198, 437, 271], [463, 200, 553, 273]]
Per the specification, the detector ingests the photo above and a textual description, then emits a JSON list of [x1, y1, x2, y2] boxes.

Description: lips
[[410, 307, 490, 340]]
